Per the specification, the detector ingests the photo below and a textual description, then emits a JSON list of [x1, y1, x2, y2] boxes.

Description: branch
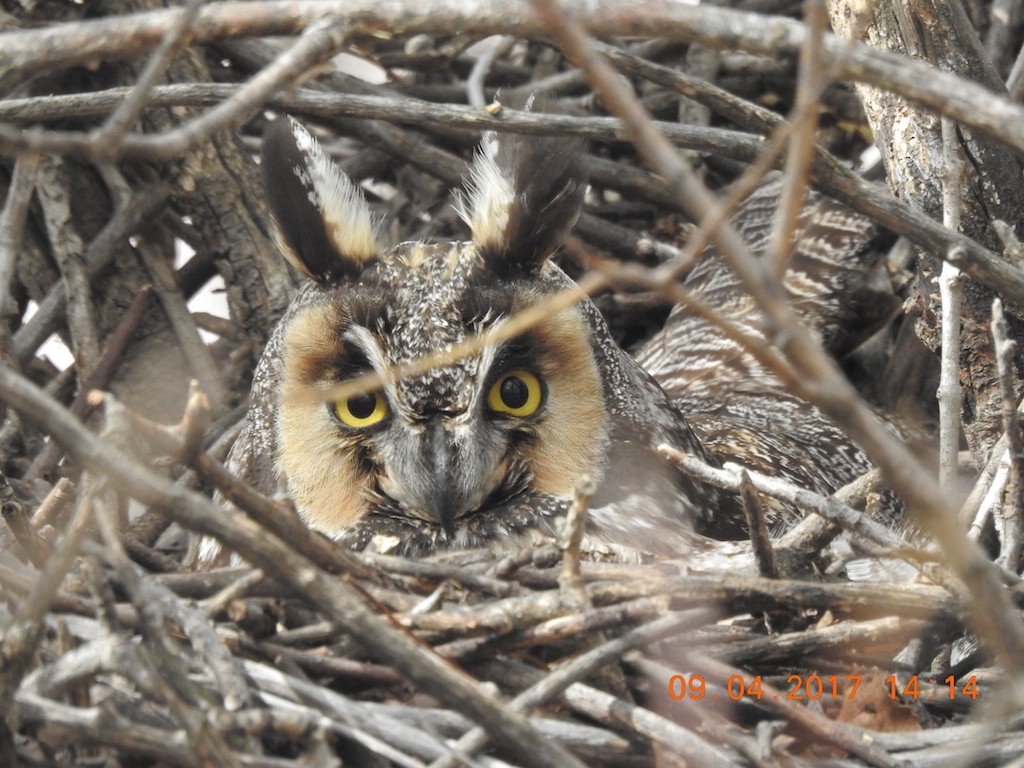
[[0, 362, 587, 768]]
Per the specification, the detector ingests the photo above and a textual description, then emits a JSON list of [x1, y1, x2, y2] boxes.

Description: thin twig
[[466, 35, 515, 108], [26, 285, 155, 481], [738, 470, 778, 580], [136, 238, 228, 410], [558, 476, 593, 599], [90, 0, 205, 152], [768, 0, 827, 276], [0, 362, 588, 768], [992, 297, 1024, 570], [529, 0, 1024, 678], [0, 152, 40, 333], [12, 185, 169, 366], [938, 116, 965, 493]]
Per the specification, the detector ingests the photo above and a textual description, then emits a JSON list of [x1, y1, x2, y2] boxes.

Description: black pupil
[[348, 393, 378, 420], [500, 376, 530, 409]]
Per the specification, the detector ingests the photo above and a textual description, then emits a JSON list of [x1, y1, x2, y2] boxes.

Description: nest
[[2, 1, 1024, 765]]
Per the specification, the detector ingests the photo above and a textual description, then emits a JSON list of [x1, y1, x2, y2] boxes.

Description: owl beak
[[423, 420, 468, 535], [378, 417, 502, 534]]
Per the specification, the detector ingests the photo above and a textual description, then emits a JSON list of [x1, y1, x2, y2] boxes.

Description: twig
[[25, 285, 155, 481], [92, 508, 246, 765], [659, 445, 913, 555], [431, 610, 730, 768], [1, 496, 50, 567], [35, 156, 100, 365], [466, 35, 515, 108], [938, 116, 965, 493], [529, 0, 1024, 678], [558, 476, 593, 599], [0, 482, 97, 723], [992, 298, 1024, 570], [479, 655, 742, 765], [119, 17, 355, 162], [30, 476, 75, 527], [0, 362, 588, 768], [3, 79, 1021, 306], [768, 0, 827, 276], [632, 653, 906, 767], [0, 152, 40, 333], [12, 184, 169, 366], [89, 0, 205, 153], [970, 449, 1011, 541], [738, 470, 778, 580], [136, 238, 228, 410]]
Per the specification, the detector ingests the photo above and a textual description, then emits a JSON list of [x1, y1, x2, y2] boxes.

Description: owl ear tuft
[[456, 125, 587, 276], [261, 117, 380, 284]]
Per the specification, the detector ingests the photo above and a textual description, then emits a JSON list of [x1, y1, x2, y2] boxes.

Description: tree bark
[[829, 0, 1024, 457]]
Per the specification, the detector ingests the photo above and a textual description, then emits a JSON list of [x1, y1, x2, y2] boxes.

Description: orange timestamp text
[[667, 674, 979, 702]]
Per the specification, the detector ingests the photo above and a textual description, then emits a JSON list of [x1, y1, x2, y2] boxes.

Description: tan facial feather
[[277, 304, 371, 534], [527, 307, 608, 495]]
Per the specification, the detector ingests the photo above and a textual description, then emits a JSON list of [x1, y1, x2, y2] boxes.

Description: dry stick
[[26, 285, 155, 480], [661, 448, 912, 554], [0, 364, 587, 768], [710, 614, 926, 665], [970, 452, 1011, 542], [0, 152, 40, 330], [558, 477, 593, 599], [630, 653, 905, 768], [136, 240, 228, 409], [118, 17, 355, 163], [938, 116, 965, 493], [35, 156, 100, 365], [30, 475, 74, 528], [90, 385, 376, 580], [991, 298, 1024, 571], [768, 0, 826, 277], [466, 35, 515, 108], [0, 0, 1021, 156], [12, 184, 169, 366], [1, 497, 50, 567], [91, 513, 246, 767], [481, 655, 750, 766], [594, 44, 1024, 314], [431, 610, 735, 768], [0, 484, 97, 723], [776, 466, 883, 553], [90, 0, 204, 153], [243, 661, 491, 765], [91, 525, 255, 713], [530, 0, 1024, 678], [738, 470, 778, 580], [1, 79, 1018, 311], [0, 86, 766, 165]]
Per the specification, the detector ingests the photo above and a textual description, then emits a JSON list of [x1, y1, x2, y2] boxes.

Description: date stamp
[[667, 674, 980, 702]]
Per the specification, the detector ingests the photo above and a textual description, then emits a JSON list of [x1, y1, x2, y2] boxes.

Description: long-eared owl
[[206, 115, 892, 562]]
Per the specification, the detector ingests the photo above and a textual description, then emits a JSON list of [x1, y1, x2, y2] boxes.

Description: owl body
[[212, 117, 891, 563], [637, 176, 894, 505]]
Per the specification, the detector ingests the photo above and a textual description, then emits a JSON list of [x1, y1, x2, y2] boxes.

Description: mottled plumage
[[202, 117, 893, 564], [637, 177, 897, 524]]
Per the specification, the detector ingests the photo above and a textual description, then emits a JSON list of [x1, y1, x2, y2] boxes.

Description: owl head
[[251, 116, 714, 555]]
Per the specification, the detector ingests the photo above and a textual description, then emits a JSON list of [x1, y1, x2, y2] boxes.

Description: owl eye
[[333, 391, 389, 428], [487, 370, 544, 417]]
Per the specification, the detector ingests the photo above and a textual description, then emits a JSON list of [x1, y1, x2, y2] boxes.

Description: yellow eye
[[333, 391, 389, 428], [487, 369, 544, 417]]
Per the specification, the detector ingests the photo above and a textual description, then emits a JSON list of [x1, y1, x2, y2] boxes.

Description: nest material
[[1, 1, 1024, 765]]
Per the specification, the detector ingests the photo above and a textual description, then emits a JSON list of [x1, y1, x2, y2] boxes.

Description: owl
[[202, 116, 893, 564]]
